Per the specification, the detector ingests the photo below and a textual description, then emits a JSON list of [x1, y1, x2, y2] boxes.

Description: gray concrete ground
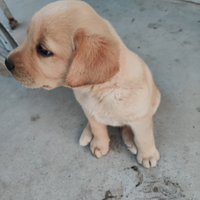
[[0, 0, 200, 199]]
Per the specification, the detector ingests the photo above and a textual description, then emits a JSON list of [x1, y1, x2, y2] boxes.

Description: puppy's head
[[5, 1, 119, 90]]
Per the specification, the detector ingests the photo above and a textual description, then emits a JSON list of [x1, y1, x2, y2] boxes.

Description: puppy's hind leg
[[79, 122, 93, 146], [120, 126, 137, 155]]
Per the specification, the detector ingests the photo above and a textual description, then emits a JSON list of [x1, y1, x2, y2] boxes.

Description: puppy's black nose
[[5, 58, 15, 71]]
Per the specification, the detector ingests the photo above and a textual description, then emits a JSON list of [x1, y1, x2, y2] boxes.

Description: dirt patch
[[174, 59, 180, 62], [170, 29, 182, 34], [148, 23, 161, 29], [102, 186, 123, 200], [153, 186, 158, 192], [123, 166, 185, 199], [0, 181, 8, 190], [31, 114, 40, 122], [131, 166, 143, 187], [124, 166, 143, 187], [140, 177, 185, 199], [102, 190, 116, 200]]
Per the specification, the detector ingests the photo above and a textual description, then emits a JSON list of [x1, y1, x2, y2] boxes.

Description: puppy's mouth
[[12, 70, 36, 88], [12, 68, 53, 90], [42, 85, 52, 90]]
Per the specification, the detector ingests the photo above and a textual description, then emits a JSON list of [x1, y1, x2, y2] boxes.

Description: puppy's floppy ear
[[66, 29, 119, 87]]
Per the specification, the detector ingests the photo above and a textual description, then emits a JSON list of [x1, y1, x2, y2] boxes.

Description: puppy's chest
[[74, 89, 126, 126]]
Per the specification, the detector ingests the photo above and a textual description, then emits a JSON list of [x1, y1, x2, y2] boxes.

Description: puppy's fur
[[7, 1, 161, 168]]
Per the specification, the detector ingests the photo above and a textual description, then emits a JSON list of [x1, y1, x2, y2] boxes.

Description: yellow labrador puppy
[[5, 1, 161, 168]]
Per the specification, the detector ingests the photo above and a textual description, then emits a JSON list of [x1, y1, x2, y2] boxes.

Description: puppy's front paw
[[137, 147, 160, 169], [90, 137, 110, 158]]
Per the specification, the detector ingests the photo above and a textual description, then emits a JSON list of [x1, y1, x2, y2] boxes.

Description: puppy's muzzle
[[5, 58, 15, 72]]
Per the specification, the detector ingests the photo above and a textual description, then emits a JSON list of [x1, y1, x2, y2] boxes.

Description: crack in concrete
[[175, 0, 200, 5]]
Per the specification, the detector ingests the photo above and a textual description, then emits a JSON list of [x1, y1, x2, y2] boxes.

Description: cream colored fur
[[7, 1, 161, 168]]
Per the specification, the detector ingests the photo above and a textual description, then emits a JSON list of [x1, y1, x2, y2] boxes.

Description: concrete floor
[[0, 0, 200, 199]]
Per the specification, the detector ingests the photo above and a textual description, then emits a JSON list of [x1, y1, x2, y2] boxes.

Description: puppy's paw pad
[[137, 147, 159, 168], [90, 138, 109, 158]]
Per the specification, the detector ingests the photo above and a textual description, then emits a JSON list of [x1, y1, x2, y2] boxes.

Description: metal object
[[0, 22, 18, 58], [0, 0, 19, 29]]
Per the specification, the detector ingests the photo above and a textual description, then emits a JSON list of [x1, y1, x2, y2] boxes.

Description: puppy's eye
[[37, 45, 53, 56]]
